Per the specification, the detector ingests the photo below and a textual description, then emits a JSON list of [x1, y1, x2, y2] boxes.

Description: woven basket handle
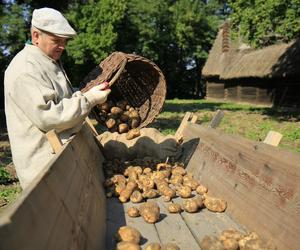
[[108, 58, 127, 87]]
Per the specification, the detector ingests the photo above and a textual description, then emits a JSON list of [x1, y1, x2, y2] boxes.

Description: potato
[[196, 184, 208, 195], [193, 196, 204, 209], [119, 181, 137, 203], [157, 183, 176, 199], [156, 163, 171, 171], [120, 114, 129, 122], [171, 166, 186, 176], [143, 167, 152, 175], [200, 235, 225, 250], [239, 234, 276, 250], [130, 118, 140, 129], [182, 199, 199, 213], [222, 238, 239, 250], [99, 102, 111, 112], [112, 175, 127, 184], [138, 176, 155, 190], [119, 123, 129, 133], [140, 201, 160, 223], [116, 100, 128, 110], [130, 190, 144, 203], [145, 242, 161, 250], [126, 128, 141, 140], [115, 183, 127, 196], [177, 185, 192, 198], [142, 189, 159, 199], [116, 241, 141, 250], [111, 106, 123, 116], [104, 178, 114, 188], [167, 203, 182, 213], [115, 226, 141, 243], [203, 196, 227, 212], [161, 243, 180, 250], [127, 207, 140, 217], [183, 177, 199, 190], [220, 228, 243, 242], [106, 118, 116, 129], [169, 174, 183, 185], [129, 110, 140, 119]]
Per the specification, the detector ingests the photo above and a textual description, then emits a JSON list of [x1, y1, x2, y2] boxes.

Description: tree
[[63, 0, 127, 85], [228, 0, 300, 47], [0, 1, 29, 109]]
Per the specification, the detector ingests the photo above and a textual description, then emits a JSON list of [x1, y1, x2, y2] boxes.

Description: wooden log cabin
[[202, 22, 300, 108]]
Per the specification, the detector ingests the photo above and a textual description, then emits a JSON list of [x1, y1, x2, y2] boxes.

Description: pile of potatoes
[[200, 228, 277, 250], [115, 226, 180, 250], [103, 157, 227, 220], [97, 99, 142, 136]]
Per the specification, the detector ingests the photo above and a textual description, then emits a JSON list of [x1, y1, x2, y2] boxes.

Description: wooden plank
[[106, 198, 127, 250], [208, 109, 224, 128], [181, 122, 300, 250], [123, 201, 161, 248], [0, 180, 62, 250], [154, 197, 200, 249], [0, 125, 107, 250], [46, 129, 63, 154], [175, 112, 192, 140], [171, 195, 247, 246], [263, 130, 283, 146], [191, 115, 198, 124]]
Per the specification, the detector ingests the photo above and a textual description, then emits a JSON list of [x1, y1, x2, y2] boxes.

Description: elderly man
[[4, 7, 110, 189]]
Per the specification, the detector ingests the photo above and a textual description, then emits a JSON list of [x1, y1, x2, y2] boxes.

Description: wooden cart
[[0, 114, 300, 250]]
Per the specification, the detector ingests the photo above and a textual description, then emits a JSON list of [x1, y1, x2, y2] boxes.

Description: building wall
[[206, 78, 300, 107]]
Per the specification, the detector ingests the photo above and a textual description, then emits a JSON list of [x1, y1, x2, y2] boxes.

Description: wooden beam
[[263, 130, 283, 147], [209, 109, 224, 128], [46, 129, 63, 154], [175, 112, 192, 140]]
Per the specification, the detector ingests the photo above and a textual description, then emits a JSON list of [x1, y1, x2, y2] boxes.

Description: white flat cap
[[32, 7, 76, 38]]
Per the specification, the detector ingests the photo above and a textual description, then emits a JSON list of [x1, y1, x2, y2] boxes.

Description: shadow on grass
[[151, 118, 181, 133], [162, 102, 300, 122]]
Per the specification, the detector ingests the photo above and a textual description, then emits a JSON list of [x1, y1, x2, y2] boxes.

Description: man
[[4, 7, 110, 189]]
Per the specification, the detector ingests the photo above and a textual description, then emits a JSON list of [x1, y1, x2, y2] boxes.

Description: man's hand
[[83, 83, 111, 107]]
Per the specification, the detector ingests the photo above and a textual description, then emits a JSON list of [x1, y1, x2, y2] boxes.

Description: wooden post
[[263, 130, 283, 147], [46, 129, 63, 154], [175, 112, 198, 141], [209, 109, 224, 128]]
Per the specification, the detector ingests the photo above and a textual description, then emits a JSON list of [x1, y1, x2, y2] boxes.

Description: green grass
[[153, 99, 300, 153], [0, 183, 21, 212]]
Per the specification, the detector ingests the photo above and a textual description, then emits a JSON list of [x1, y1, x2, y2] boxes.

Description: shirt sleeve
[[9, 72, 92, 133]]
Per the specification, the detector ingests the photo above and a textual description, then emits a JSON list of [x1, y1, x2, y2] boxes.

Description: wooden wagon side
[[0, 124, 106, 250], [180, 119, 300, 250]]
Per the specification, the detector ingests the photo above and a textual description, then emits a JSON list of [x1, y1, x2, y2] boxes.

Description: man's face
[[34, 31, 68, 61]]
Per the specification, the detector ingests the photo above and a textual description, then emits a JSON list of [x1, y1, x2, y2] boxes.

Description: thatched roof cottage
[[202, 22, 300, 107]]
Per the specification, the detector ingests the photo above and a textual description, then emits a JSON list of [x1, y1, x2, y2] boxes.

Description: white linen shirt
[[4, 44, 92, 189]]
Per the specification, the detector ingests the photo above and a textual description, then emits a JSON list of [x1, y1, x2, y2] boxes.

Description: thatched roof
[[202, 26, 300, 79]]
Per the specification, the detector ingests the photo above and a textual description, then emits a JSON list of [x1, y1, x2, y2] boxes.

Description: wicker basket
[[80, 52, 167, 128]]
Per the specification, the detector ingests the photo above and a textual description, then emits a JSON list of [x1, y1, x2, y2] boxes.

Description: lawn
[[152, 99, 300, 153], [0, 99, 299, 209]]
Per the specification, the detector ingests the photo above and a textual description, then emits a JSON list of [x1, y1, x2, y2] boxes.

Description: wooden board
[[0, 124, 106, 250], [181, 122, 300, 250]]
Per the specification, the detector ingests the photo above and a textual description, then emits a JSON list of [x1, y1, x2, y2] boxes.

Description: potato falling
[[97, 100, 142, 135]]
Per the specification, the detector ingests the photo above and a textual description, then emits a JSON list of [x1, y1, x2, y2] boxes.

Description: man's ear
[[31, 30, 41, 45]]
